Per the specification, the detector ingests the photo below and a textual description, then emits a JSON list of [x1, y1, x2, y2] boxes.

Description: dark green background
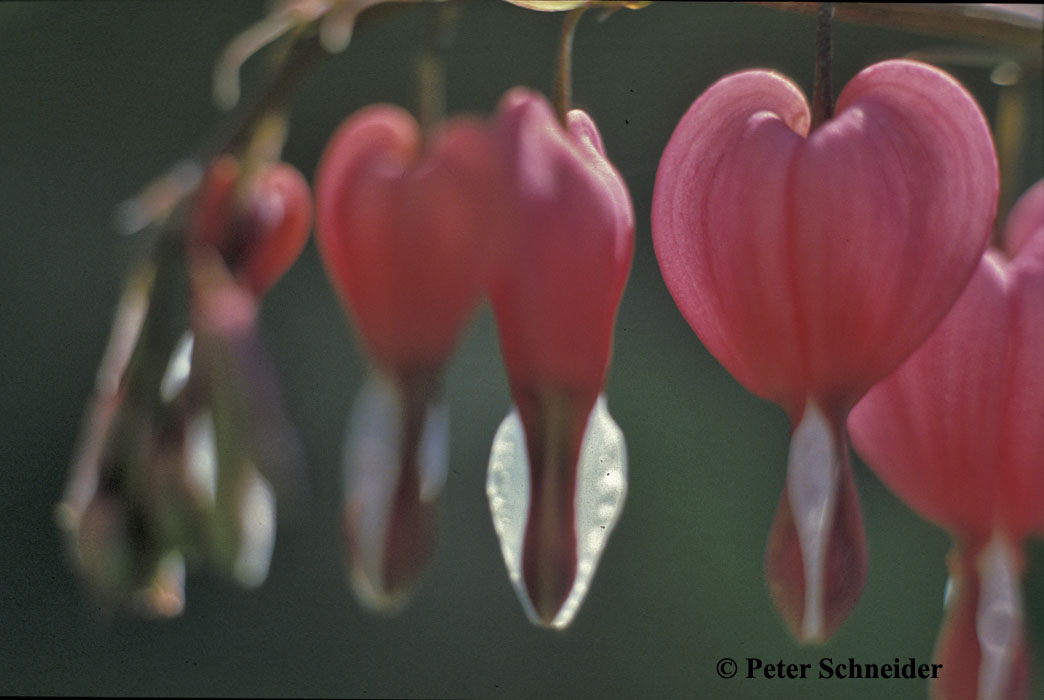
[[2, 2, 1041, 698]]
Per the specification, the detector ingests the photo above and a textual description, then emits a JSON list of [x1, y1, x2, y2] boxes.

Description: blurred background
[[1, 2, 1041, 697]]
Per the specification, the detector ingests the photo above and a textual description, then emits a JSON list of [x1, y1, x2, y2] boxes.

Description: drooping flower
[[651, 59, 998, 641], [849, 181, 1043, 700], [59, 154, 311, 614], [182, 155, 312, 589], [315, 105, 502, 610], [485, 88, 633, 628]]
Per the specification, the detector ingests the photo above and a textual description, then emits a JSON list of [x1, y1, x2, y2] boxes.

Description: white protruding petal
[[486, 406, 538, 624], [343, 371, 450, 608], [486, 394, 628, 629], [976, 534, 1023, 700], [232, 471, 276, 588], [344, 373, 404, 607], [552, 394, 627, 629], [186, 410, 218, 504], [786, 400, 840, 641], [418, 400, 449, 504], [160, 332, 195, 404]]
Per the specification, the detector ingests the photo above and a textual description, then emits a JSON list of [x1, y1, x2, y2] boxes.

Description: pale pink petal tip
[[766, 402, 867, 642]]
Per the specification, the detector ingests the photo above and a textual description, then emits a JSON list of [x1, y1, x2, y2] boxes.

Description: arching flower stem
[[554, 6, 588, 127]]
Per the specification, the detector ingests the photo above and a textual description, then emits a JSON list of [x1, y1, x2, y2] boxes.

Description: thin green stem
[[416, 1, 465, 140], [995, 78, 1026, 246], [811, 3, 834, 131], [554, 6, 588, 127]]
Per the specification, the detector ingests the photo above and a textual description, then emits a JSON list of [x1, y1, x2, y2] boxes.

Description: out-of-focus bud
[[192, 154, 312, 298]]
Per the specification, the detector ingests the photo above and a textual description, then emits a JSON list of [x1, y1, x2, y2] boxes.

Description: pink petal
[[849, 255, 1010, 537], [652, 59, 997, 415], [315, 105, 500, 374], [1002, 180, 1043, 260], [998, 182, 1044, 537], [490, 88, 633, 401], [850, 181, 1043, 541], [652, 69, 810, 414]]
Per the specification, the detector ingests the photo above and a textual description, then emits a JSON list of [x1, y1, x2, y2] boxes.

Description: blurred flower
[[213, 0, 397, 109], [651, 59, 998, 641], [315, 104, 502, 610], [192, 154, 312, 298], [59, 154, 311, 614], [486, 88, 633, 628], [849, 181, 1043, 700]]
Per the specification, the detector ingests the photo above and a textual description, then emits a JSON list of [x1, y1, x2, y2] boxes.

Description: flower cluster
[[60, 152, 312, 615], [315, 86, 633, 626], [60, 3, 1041, 698]]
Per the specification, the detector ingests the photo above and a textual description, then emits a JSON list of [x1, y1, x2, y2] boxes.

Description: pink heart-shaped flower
[[652, 59, 998, 641], [849, 181, 1043, 700]]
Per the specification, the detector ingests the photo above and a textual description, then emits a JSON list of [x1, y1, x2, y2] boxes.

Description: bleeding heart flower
[[192, 154, 312, 298], [59, 155, 310, 615], [849, 181, 1043, 700], [485, 88, 633, 628], [651, 59, 998, 641], [315, 105, 502, 610]]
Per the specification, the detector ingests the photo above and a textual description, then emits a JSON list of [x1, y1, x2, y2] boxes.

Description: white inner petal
[[976, 533, 1023, 700], [485, 406, 536, 622], [343, 372, 449, 608], [232, 471, 276, 588], [186, 409, 218, 504], [486, 394, 627, 629], [943, 574, 955, 608], [786, 399, 840, 641], [344, 373, 404, 606], [159, 331, 195, 404], [418, 400, 449, 504]]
